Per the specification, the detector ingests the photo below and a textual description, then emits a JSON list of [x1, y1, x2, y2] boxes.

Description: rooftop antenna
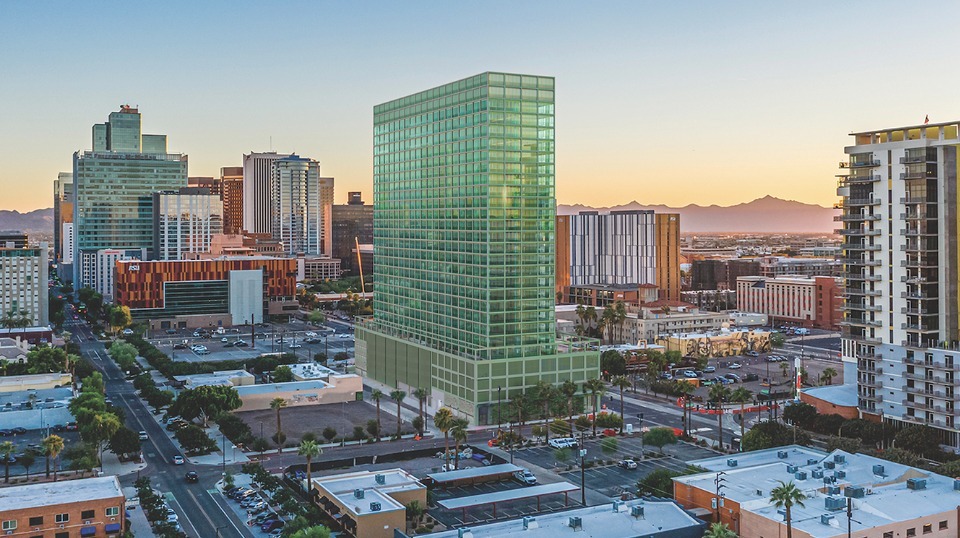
[[270, 136, 273, 151]]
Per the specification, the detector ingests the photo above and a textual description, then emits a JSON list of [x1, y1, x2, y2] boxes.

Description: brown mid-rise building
[[555, 214, 571, 296], [0, 476, 125, 538], [655, 213, 681, 301], [187, 176, 221, 195], [220, 166, 244, 235], [331, 192, 373, 277]]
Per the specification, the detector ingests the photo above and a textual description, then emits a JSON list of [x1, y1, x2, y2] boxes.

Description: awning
[[105, 523, 122, 533], [80, 526, 97, 536], [124, 511, 132, 519]]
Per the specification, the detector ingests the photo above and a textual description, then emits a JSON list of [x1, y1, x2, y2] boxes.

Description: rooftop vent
[[836, 470, 847, 479], [834, 454, 846, 464], [457, 529, 474, 538], [824, 461, 836, 469], [812, 469, 824, 479], [821, 514, 835, 525], [630, 505, 644, 519], [845, 486, 865, 499], [777, 450, 789, 459], [907, 478, 927, 491], [808, 458, 820, 465], [612, 501, 624, 512], [825, 496, 846, 511], [727, 459, 738, 467], [354, 489, 364, 499], [522, 516, 538, 530], [795, 471, 808, 481], [787, 465, 798, 473], [827, 485, 841, 495], [823, 475, 836, 485], [756, 489, 763, 497], [369, 502, 381, 512], [872, 464, 885, 476], [375, 474, 385, 485], [568, 516, 582, 529]]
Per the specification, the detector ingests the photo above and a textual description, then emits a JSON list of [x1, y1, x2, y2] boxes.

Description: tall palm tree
[[270, 397, 287, 453], [451, 418, 469, 470], [560, 380, 578, 436], [729, 387, 752, 443], [390, 389, 406, 437], [583, 378, 605, 437], [770, 480, 807, 538], [584, 306, 598, 338], [575, 303, 587, 336], [708, 383, 732, 449], [412, 387, 429, 433], [613, 300, 628, 342], [821, 367, 838, 386], [371, 389, 384, 438], [611, 375, 631, 434], [534, 381, 554, 443], [601, 308, 616, 344], [511, 393, 529, 440], [0, 441, 13, 483], [42, 434, 64, 481], [434, 407, 454, 469], [297, 440, 322, 494], [676, 381, 695, 437]]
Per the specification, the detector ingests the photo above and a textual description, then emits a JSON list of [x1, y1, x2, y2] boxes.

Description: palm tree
[[560, 380, 578, 436], [770, 480, 807, 538], [43, 434, 64, 481], [600, 307, 616, 344], [703, 522, 737, 538], [434, 407, 454, 469], [412, 387, 429, 434], [297, 440, 322, 494], [574, 303, 587, 336], [390, 390, 406, 437], [611, 375, 631, 434], [270, 397, 287, 453], [708, 383, 732, 449], [821, 367, 838, 386], [583, 378, 605, 437], [584, 306, 599, 338], [451, 418, 469, 470], [729, 387, 752, 443], [676, 381, 695, 437], [613, 300, 628, 342], [534, 381, 554, 443], [0, 441, 13, 483], [371, 389, 384, 439]]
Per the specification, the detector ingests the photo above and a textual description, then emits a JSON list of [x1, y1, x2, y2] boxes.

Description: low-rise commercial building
[[428, 498, 705, 538], [556, 302, 730, 346], [655, 328, 772, 358], [310, 469, 426, 538], [0, 372, 72, 393], [173, 369, 256, 389], [114, 257, 298, 329], [235, 375, 363, 411], [0, 476, 125, 538], [675, 447, 960, 538], [736, 275, 843, 330], [297, 256, 342, 281]]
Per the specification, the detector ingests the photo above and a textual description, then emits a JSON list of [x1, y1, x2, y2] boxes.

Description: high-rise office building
[[332, 192, 373, 276], [53, 172, 73, 265], [0, 243, 49, 327], [556, 210, 681, 301], [839, 120, 960, 445], [220, 166, 244, 235], [270, 155, 333, 256], [356, 72, 598, 424], [188, 176, 221, 195], [73, 107, 187, 288], [243, 152, 290, 236], [153, 188, 223, 261]]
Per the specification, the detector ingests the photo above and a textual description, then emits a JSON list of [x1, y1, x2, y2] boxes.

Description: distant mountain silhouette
[[0, 208, 53, 235], [557, 196, 838, 233]]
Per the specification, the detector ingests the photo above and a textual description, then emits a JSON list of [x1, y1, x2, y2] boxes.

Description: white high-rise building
[[242, 152, 290, 235], [0, 244, 49, 327], [568, 210, 656, 287], [839, 120, 960, 445], [271, 155, 333, 256], [61, 222, 74, 265], [153, 188, 223, 260], [95, 248, 145, 302]]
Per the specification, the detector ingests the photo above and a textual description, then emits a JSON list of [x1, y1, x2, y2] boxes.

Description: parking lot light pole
[[579, 433, 587, 506], [637, 413, 644, 459]]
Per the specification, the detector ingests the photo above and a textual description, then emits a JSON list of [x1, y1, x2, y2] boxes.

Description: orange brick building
[[220, 166, 244, 235], [0, 476, 125, 538]]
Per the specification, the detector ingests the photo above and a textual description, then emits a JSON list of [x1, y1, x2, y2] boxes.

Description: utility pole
[[637, 413, 644, 459], [579, 433, 587, 506], [714, 471, 727, 524]]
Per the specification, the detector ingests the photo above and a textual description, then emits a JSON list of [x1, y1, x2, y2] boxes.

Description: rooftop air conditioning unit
[[568, 517, 582, 529], [522, 516, 538, 530], [954, 479, 960, 491], [821, 514, 835, 525], [807, 458, 820, 465], [777, 450, 789, 459], [827, 485, 841, 495], [845, 486, 865, 499], [630, 505, 644, 519], [375, 474, 385, 485], [824, 461, 836, 469], [795, 471, 807, 481], [907, 478, 927, 490], [872, 464, 885, 476], [787, 465, 798, 473], [727, 459, 738, 467], [825, 496, 846, 511], [812, 469, 824, 479], [354, 489, 364, 499], [369, 502, 381, 512], [836, 470, 847, 479], [457, 529, 473, 538], [612, 501, 624, 512]]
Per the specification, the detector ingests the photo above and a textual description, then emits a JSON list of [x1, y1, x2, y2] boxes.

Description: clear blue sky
[[1, 1, 957, 211]]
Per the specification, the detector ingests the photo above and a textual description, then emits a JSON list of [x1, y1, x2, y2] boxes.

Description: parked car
[[724, 373, 741, 383], [234, 340, 248, 347], [618, 459, 638, 470], [165, 329, 178, 335], [514, 469, 537, 485], [548, 437, 578, 449], [122, 328, 134, 335], [261, 520, 284, 532], [138, 431, 148, 440], [65, 422, 78, 431], [172, 455, 185, 465], [304, 331, 317, 337], [744, 373, 760, 382], [185, 471, 199, 483], [728, 362, 742, 369], [253, 512, 277, 524], [173, 343, 187, 350], [288, 343, 302, 349], [658, 372, 673, 380], [703, 366, 716, 373], [682, 370, 698, 378], [746, 351, 760, 357], [221, 337, 229, 343]]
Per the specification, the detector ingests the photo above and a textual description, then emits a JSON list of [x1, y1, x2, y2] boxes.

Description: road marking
[[167, 494, 200, 537], [204, 488, 249, 537]]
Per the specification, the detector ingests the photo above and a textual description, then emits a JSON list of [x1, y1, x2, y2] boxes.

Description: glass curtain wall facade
[[153, 189, 224, 260]]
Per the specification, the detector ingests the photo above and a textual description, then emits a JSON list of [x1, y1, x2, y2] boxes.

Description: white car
[[122, 328, 134, 335], [138, 431, 148, 441], [618, 459, 638, 470], [728, 363, 742, 369], [514, 469, 537, 485], [173, 455, 185, 465], [304, 331, 317, 337], [288, 343, 302, 349], [548, 437, 578, 449], [337, 333, 352, 339]]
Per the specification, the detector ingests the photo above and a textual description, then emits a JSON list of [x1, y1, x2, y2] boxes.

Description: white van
[[548, 437, 578, 449]]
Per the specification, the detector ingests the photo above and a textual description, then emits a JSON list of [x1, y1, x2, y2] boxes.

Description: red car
[[602, 429, 618, 437]]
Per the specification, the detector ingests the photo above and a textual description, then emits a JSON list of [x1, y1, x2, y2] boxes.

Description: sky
[[1, 1, 958, 212]]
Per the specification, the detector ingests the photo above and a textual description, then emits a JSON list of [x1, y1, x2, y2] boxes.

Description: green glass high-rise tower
[[356, 72, 599, 424]]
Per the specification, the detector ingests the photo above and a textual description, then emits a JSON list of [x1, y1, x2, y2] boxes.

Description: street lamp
[[637, 413, 644, 458], [497, 387, 502, 432], [221, 433, 226, 475], [578, 432, 587, 506]]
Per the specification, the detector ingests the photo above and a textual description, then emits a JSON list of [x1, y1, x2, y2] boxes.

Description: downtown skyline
[[2, 1, 959, 212]]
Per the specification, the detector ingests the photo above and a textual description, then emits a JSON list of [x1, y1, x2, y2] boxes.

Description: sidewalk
[[121, 486, 156, 538], [188, 423, 251, 467], [100, 449, 148, 477]]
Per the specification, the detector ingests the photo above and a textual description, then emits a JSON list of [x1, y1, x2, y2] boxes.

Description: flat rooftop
[[431, 499, 704, 538], [802, 384, 858, 408], [313, 469, 424, 516], [0, 372, 68, 390], [0, 476, 123, 512], [427, 463, 521, 484], [438, 482, 580, 511], [0, 386, 72, 409], [288, 363, 338, 379], [687, 445, 826, 472], [235, 380, 328, 396], [679, 449, 960, 538]]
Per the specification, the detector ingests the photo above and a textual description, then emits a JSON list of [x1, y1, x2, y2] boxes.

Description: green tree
[[704, 522, 737, 538], [81, 371, 105, 395], [390, 390, 406, 437], [270, 397, 287, 452], [19, 452, 35, 480], [175, 425, 216, 455], [297, 440, 322, 493], [554, 447, 571, 467], [600, 436, 618, 456], [272, 365, 294, 382], [600, 350, 626, 377], [322, 426, 337, 442], [730, 387, 753, 442], [451, 418, 469, 469], [637, 468, 679, 497], [894, 425, 941, 458], [289, 526, 331, 538], [880, 447, 921, 466], [708, 383, 732, 448], [533, 380, 554, 443], [575, 415, 592, 434], [742, 420, 809, 451], [770, 480, 806, 538], [371, 389, 384, 437], [170, 385, 242, 427], [412, 387, 429, 435], [612, 375, 631, 434], [42, 434, 64, 480], [85, 413, 121, 471], [511, 393, 528, 439], [676, 381, 695, 436], [936, 459, 960, 478], [583, 378, 606, 437], [306, 310, 326, 325], [820, 367, 838, 386], [644, 427, 678, 454], [560, 379, 578, 435], [108, 427, 141, 459], [434, 407, 454, 469], [366, 419, 380, 440], [108, 305, 132, 335], [405, 500, 425, 529], [251, 437, 270, 459], [0, 441, 13, 483], [770, 332, 786, 348], [782, 403, 818, 430], [411, 416, 424, 438]]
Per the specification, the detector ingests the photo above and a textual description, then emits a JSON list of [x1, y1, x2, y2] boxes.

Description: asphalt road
[[69, 316, 251, 538]]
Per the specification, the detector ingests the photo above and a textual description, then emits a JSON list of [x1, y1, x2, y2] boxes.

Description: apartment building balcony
[[841, 174, 881, 185], [900, 171, 937, 181], [903, 324, 940, 334], [900, 154, 936, 165], [860, 378, 881, 389], [844, 301, 881, 312], [847, 197, 882, 207], [863, 336, 884, 345], [903, 399, 935, 410], [835, 214, 881, 222], [841, 242, 881, 252], [840, 159, 881, 168], [901, 211, 929, 221], [903, 257, 939, 268], [901, 228, 938, 237], [901, 414, 925, 424], [858, 351, 882, 359], [901, 196, 937, 205], [902, 291, 938, 300]]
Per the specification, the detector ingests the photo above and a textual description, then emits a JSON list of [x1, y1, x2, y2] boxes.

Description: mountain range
[[558, 196, 838, 233], [0, 208, 53, 235]]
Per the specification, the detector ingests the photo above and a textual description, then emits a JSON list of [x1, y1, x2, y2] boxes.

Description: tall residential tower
[[356, 72, 598, 424]]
